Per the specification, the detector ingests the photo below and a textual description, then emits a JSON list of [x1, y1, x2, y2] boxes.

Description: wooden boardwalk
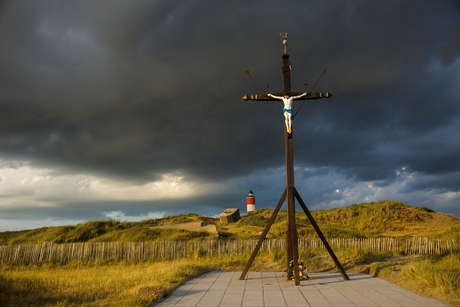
[[154, 272, 450, 307]]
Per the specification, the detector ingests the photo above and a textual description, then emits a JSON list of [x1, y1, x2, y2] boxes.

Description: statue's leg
[[284, 112, 288, 130], [285, 113, 292, 133]]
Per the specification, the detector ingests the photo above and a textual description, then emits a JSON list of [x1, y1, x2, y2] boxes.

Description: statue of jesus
[[268, 92, 307, 133]]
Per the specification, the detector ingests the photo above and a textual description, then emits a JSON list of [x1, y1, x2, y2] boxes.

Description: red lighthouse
[[247, 190, 255, 214]]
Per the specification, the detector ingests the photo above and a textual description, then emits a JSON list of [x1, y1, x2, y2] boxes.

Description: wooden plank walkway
[[153, 272, 451, 307]]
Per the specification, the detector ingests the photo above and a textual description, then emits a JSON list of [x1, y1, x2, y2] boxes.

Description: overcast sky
[[1, 1, 459, 231]]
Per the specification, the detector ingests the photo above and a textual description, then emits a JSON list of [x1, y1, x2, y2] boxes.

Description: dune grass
[[0, 214, 217, 245], [399, 254, 460, 294], [430, 224, 460, 240]]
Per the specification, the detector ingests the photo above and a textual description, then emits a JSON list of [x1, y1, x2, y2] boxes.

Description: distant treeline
[[1, 237, 459, 263]]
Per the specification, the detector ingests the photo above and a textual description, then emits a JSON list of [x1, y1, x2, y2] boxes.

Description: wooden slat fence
[[1, 237, 459, 263]]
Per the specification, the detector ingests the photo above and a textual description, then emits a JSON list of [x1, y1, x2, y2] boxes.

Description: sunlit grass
[[0, 259, 208, 306], [400, 254, 460, 295], [0, 252, 281, 307]]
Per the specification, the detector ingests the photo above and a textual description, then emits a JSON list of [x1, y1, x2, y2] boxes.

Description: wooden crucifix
[[239, 33, 349, 286]]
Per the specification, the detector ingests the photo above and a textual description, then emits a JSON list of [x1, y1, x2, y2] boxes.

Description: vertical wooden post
[[285, 126, 300, 285], [282, 54, 291, 93]]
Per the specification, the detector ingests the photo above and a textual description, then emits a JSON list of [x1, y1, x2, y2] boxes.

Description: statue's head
[[284, 93, 289, 98]]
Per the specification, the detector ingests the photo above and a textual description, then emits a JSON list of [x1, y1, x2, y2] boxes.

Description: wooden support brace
[[294, 188, 349, 280], [239, 189, 287, 280]]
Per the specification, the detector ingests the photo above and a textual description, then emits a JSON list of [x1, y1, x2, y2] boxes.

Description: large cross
[[239, 34, 349, 286]]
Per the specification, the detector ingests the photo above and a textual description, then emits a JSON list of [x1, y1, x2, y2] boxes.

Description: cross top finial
[[280, 32, 289, 54]]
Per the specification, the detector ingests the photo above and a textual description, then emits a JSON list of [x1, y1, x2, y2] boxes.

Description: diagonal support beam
[[294, 188, 349, 280], [239, 188, 287, 280]]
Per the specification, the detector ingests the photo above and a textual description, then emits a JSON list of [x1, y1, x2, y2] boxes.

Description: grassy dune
[[2, 200, 460, 245], [222, 200, 460, 239], [0, 214, 217, 245]]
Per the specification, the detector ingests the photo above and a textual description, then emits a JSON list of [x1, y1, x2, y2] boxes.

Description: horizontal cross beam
[[242, 92, 332, 101]]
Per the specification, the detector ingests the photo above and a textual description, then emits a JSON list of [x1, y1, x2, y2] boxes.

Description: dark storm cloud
[[1, 0, 460, 227], [0, 0, 289, 182]]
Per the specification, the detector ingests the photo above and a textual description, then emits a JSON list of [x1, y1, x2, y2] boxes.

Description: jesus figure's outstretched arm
[[267, 93, 284, 100], [291, 92, 307, 99]]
